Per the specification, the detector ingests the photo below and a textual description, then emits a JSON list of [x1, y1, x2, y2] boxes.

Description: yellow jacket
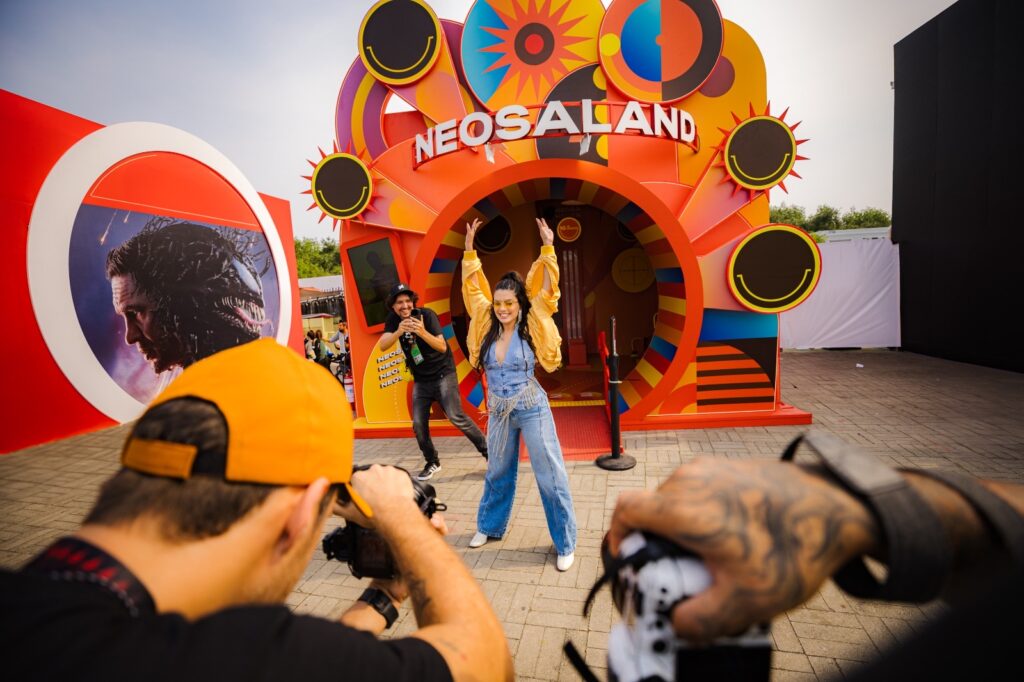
[[461, 245, 563, 373]]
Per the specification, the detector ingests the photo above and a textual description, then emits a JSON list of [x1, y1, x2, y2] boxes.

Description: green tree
[[769, 202, 808, 229], [840, 207, 891, 228], [294, 237, 341, 278], [806, 204, 842, 232]]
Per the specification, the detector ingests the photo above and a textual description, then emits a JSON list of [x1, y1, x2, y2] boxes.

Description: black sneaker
[[480, 449, 488, 461], [417, 462, 441, 480]]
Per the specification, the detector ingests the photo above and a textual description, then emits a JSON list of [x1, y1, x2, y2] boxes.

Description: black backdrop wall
[[892, 0, 1022, 372]]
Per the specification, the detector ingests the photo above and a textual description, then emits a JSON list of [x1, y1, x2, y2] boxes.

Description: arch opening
[[409, 162, 704, 421]]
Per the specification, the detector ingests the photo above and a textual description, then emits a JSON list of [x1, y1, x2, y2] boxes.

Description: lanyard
[[24, 537, 156, 617]]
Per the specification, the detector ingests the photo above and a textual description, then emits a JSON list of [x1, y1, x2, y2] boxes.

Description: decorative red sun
[[479, 0, 599, 105], [714, 103, 808, 202], [302, 143, 378, 231]]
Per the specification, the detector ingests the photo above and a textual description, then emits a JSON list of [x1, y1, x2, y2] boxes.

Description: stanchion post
[[596, 315, 636, 471]]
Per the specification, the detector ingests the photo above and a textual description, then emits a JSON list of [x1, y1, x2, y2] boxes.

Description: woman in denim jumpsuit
[[461, 217, 577, 571]]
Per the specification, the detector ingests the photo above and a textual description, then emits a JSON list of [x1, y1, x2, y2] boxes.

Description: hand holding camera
[[397, 310, 423, 339], [326, 464, 447, 579], [607, 458, 877, 643]]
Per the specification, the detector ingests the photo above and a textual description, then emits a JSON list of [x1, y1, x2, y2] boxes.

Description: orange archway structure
[[312, 0, 815, 436]]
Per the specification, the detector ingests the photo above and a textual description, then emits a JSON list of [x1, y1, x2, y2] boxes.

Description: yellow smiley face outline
[[727, 224, 821, 313], [736, 268, 811, 302], [723, 116, 797, 190], [358, 0, 443, 86], [311, 153, 373, 220]]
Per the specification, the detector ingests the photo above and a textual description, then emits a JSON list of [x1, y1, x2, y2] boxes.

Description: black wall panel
[[893, 0, 1022, 372]]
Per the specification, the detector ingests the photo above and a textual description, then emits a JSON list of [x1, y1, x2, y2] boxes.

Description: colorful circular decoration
[[727, 225, 821, 313], [536, 63, 609, 165], [599, 0, 723, 103], [723, 116, 797, 191], [612, 247, 655, 293], [359, 0, 443, 86], [311, 153, 373, 220], [557, 217, 582, 242], [462, 0, 603, 111]]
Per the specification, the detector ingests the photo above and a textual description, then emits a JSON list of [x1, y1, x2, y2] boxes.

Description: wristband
[[912, 468, 1024, 566], [357, 587, 399, 628], [781, 431, 952, 602]]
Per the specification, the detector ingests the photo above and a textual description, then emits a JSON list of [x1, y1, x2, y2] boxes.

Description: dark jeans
[[412, 371, 487, 464]]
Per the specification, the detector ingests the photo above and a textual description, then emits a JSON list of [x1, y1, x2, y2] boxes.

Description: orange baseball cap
[[121, 338, 372, 517]]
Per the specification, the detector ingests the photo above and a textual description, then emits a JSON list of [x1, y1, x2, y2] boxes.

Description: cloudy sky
[[1, 0, 958, 240]]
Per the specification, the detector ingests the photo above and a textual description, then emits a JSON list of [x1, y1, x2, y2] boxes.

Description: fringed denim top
[[482, 333, 545, 455]]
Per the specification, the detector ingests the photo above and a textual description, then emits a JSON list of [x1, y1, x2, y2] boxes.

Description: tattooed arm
[[607, 457, 1024, 643], [336, 465, 513, 681]]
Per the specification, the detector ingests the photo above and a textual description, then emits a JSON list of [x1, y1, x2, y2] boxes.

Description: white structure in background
[[780, 227, 900, 349], [298, 275, 343, 292]]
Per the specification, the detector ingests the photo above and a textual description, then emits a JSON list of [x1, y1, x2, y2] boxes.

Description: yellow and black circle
[[359, 0, 442, 85], [311, 153, 373, 221], [723, 116, 797, 191], [727, 225, 821, 313]]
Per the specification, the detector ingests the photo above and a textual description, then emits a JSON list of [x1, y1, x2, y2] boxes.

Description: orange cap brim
[[344, 482, 374, 519]]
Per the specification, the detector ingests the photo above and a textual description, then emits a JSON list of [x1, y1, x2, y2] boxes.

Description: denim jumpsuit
[[477, 333, 577, 556]]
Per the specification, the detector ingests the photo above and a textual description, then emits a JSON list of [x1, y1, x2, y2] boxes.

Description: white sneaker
[[469, 532, 490, 548], [556, 552, 575, 571]]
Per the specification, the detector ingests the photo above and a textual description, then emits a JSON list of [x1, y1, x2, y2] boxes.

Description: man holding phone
[[379, 283, 488, 480]]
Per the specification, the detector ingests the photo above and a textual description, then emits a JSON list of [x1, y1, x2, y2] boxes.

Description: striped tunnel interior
[[420, 177, 686, 415]]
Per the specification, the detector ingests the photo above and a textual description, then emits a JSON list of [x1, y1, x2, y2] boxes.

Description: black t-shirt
[[0, 551, 452, 682], [384, 308, 454, 382]]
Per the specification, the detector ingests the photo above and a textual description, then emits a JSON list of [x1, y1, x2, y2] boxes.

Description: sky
[[0, 0, 959, 241]]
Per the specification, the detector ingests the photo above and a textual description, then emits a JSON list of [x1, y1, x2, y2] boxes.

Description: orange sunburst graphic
[[302, 142, 379, 232], [467, 0, 603, 110], [713, 103, 808, 202]]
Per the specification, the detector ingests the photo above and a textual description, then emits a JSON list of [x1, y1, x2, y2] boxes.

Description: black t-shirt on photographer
[[383, 308, 454, 382], [0, 539, 453, 682]]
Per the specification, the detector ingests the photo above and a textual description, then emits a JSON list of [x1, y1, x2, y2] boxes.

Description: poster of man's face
[[69, 205, 281, 403]]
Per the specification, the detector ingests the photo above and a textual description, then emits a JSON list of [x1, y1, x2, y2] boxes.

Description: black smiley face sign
[[311, 154, 373, 221], [359, 0, 442, 85], [727, 225, 821, 313], [724, 116, 797, 191]]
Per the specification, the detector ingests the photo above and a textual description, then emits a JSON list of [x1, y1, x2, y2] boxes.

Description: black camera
[[321, 465, 445, 579]]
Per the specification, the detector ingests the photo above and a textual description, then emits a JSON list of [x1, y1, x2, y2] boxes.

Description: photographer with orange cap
[[0, 339, 512, 682]]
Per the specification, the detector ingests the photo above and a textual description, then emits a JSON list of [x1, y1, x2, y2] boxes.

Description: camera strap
[[782, 431, 952, 602], [562, 640, 601, 682], [23, 536, 155, 617], [910, 468, 1024, 566]]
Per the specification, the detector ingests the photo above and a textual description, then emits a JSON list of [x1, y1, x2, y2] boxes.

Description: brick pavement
[[1, 349, 1022, 680]]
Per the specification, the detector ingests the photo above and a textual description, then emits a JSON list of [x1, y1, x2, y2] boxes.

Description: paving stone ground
[[2, 349, 1022, 680]]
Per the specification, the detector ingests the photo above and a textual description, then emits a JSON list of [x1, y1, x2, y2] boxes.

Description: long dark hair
[[476, 271, 535, 370]]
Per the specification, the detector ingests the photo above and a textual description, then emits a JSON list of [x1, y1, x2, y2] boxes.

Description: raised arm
[[525, 218, 559, 315], [461, 218, 491, 315], [524, 219, 562, 372], [461, 219, 495, 368], [536, 218, 554, 292]]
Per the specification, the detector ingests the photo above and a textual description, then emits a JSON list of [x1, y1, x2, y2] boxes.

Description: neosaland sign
[[413, 99, 697, 166]]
